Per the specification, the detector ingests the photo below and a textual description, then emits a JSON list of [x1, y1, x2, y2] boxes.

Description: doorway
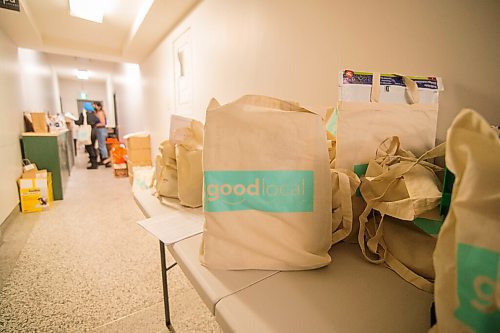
[[76, 99, 102, 116]]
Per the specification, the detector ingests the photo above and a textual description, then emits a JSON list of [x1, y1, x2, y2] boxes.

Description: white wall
[[0, 32, 58, 224], [17, 48, 59, 114], [0, 29, 23, 225], [115, 0, 500, 153], [59, 78, 108, 119], [113, 63, 146, 139]]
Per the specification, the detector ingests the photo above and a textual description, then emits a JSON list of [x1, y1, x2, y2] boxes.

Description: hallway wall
[[59, 78, 108, 118], [113, 63, 146, 139], [115, 0, 499, 153], [0, 31, 58, 224]]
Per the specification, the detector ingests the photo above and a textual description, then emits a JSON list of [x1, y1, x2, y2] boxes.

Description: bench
[[134, 188, 433, 332]]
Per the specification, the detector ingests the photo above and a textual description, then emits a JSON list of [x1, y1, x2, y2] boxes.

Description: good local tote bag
[[335, 73, 439, 171], [430, 109, 500, 333], [200, 95, 332, 270], [77, 111, 92, 145]]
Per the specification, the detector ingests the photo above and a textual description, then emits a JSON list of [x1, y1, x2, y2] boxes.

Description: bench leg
[[160, 240, 173, 329]]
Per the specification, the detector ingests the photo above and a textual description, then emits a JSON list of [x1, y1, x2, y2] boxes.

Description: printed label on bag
[[454, 243, 500, 333], [204, 170, 314, 212], [342, 70, 439, 89]]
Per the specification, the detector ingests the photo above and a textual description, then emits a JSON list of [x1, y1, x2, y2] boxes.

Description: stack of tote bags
[[332, 70, 444, 242], [357, 137, 445, 292], [199, 72, 444, 273], [330, 71, 447, 291], [153, 118, 204, 208]]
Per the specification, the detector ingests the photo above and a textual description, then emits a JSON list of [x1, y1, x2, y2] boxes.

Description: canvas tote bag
[[154, 140, 178, 198], [335, 73, 438, 171], [430, 109, 500, 333], [330, 168, 360, 244], [358, 136, 445, 292], [77, 111, 92, 145], [200, 95, 332, 270], [175, 120, 204, 208]]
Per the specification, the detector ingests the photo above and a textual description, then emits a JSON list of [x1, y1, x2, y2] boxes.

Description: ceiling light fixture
[[69, 0, 104, 23], [76, 69, 89, 80]]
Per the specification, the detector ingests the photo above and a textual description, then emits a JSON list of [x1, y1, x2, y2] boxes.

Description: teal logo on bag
[[454, 243, 500, 333], [204, 170, 314, 212]]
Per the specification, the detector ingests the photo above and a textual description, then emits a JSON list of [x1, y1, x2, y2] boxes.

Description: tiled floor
[[0, 151, 220, 332]]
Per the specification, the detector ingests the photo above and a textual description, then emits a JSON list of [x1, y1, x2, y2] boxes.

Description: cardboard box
[[18, 171, 53, 213], [113, 163, 128, 178], [30, 112, 49, 133], [114, 168, 128, 177], [126, 134, 151, 150], [128, 148, 152, 165]]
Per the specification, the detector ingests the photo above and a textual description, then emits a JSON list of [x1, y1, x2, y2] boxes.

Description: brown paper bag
[[175, 120, 203, 208], [200, 95, 332, 270], [154, 140, 178, 198]]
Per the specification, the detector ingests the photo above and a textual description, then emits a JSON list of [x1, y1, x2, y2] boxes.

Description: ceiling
[[0, 0, 200, 64]]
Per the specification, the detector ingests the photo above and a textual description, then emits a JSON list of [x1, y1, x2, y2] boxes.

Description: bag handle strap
[[364, 142, 445, 189], [358, 206, 434, 292], [83, 110, 88, 125], [234, 95, 315, 114], [358, 204, 386, 264], [385, 251, 434, 292], [370, 73, 420, 104], [360, 142, 445, 220], [331, 171, 354, 244]]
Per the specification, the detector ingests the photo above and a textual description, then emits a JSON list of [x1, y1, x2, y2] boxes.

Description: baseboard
[[0, 205, 20, 239]]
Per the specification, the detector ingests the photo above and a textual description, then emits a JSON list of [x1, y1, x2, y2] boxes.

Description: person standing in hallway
[[94, 101, 111, 167], [75, 102, 100, 169]]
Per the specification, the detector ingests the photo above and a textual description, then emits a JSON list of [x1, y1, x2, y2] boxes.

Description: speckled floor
[[0, 151, 221, 333]]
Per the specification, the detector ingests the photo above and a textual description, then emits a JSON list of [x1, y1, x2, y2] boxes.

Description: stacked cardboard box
[[125, 133, 152, 182], [126, 134, 152, 164]]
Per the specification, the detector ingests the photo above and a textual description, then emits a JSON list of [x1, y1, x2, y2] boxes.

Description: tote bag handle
[[82, 110, 88, 125], [370, 73, 420, 104], [233, 95, 318, 115], [331, 169, 358, 244]]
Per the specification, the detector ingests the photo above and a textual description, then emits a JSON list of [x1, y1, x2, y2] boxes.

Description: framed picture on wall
[[173, 28, 193, 115]]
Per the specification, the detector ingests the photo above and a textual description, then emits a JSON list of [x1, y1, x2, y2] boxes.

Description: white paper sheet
[[137, 211, 204, 245]]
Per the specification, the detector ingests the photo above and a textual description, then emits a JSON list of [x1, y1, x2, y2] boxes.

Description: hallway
[[0, 152, 220, 332]]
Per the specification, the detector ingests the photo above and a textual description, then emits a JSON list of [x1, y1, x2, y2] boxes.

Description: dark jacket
[[75, 111, 100, 128]]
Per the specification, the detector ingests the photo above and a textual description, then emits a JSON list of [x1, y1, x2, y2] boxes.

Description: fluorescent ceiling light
[[69, 0, 103, 23], [76, 69, 89, 80]]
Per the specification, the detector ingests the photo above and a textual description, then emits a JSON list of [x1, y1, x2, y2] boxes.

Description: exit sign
[[0, 0, 19, 12]]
